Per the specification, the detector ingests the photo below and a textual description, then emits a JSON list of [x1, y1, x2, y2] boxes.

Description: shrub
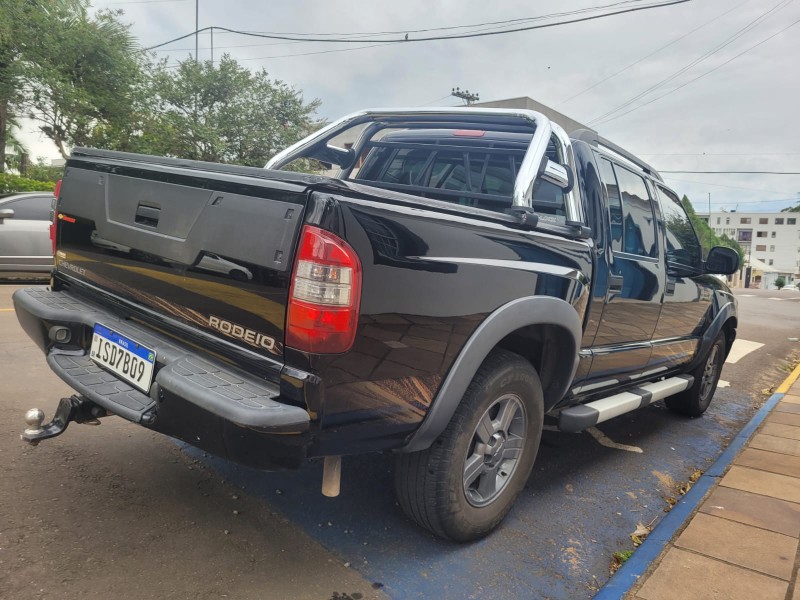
[[0, 173, 56, 193], [775, 276, 786, 290]]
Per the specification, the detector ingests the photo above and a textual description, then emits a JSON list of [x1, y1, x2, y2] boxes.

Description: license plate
[[90, 324, 156, 393]]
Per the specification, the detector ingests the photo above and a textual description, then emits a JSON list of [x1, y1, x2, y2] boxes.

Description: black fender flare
[[399, 296, 582, 453], [689, 296, 737, 370]]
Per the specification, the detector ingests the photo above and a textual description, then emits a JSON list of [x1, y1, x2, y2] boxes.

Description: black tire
[[666, 332, 726, 417], [394, 349, 544, 542], [229, 269, 247, 281]]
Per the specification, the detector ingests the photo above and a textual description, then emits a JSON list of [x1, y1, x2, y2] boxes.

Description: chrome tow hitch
[[21, 395, 108, 446]]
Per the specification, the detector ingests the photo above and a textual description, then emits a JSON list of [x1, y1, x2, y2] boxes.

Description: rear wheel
[[666, 333, 726, 417], [394, 349, 544, 542]]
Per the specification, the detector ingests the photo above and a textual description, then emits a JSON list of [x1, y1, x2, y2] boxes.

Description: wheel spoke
[[477, 465, 499, 497], [495, 397, 519, 433], [475, 412, 495, 443], [463, 453, 485, 487], [500, 435, 522, 459]]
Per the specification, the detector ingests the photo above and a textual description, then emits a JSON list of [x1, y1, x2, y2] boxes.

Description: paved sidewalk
[[626, 371, 800, 600]]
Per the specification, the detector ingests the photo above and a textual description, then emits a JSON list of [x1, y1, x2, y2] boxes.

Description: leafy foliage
[[681, 195, 745, 263], [26, 157, 64, 183], [0, 172, 55, 193], [119, 56, 321, 167], [781, 202, 800, 213], [775, 276, 786, 290]]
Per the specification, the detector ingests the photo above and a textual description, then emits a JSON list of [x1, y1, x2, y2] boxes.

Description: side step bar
[[558, 375, 694, 433]]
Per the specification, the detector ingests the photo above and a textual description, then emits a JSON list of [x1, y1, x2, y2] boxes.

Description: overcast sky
[[17, 0, 800, 212]]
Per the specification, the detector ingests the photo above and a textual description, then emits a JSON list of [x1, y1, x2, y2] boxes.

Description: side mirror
[[0, 208, 14, 222], [540, 160, 573, 192], [705, 246, 740, 275]]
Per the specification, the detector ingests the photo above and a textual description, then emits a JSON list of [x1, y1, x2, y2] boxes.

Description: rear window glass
[[353, 132, 567, 221]]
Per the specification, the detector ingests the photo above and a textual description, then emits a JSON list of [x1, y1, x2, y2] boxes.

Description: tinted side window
[[657, 186, 702, 270], [2, 195, 51, 220], [613, 165, 657, 258], [598, 158, 623, 252]]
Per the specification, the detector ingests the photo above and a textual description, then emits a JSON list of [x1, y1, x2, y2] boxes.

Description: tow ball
[[21, 395, 108, 446]]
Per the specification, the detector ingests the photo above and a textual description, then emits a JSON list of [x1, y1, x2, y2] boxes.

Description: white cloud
[[17, 0, 800, 209]]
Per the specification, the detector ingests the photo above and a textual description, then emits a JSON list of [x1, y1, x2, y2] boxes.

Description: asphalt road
[[1, 284, 797, 600]]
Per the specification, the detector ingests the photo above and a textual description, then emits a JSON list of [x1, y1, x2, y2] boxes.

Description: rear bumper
[[13, 287, 312, 469]]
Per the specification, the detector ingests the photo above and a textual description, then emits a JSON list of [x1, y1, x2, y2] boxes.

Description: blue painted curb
[[594, 390, 786, 600]]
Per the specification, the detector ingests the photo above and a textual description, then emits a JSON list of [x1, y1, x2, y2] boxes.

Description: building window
[[759, 218, 769, 224], [756, 244, 767, 251], [740, 217, 751, 224], [776, 218, 785, 225], [716, 217, 721, 224], [726, 217, 730, 225], [769, 259, 774, 266], [770, 245, 775, 252], [738, 230, 753, 242], [789, 218, 797, 225], [757, 231, 768, 237], [772, 231, 777, 238]]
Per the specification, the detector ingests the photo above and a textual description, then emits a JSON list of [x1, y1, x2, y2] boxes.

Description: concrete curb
[[594, 360, 800, 600]]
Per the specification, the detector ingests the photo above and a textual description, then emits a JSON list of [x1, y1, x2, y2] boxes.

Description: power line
[[640, 152, 800, 156], [587, 0, 795, 125], [662, 170, 800, 174], [143, 0, 691, 51], [210, 1, 647, 38], [556, 0, 751, 107], [103, 0, 188, 3], [593, 16, 800, 126], [164, 42, 393, 66], [661, 176, 797, 196]]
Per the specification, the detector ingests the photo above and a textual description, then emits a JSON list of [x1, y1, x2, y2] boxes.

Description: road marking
[[717, 380, 730, 388], [725, 339, 765, 364], [543, 424, 643, 453], [768, 297, 786, 301], [0, 308, 14, 312], [737, 294, 755, 297], [586, 427, 643, 453]]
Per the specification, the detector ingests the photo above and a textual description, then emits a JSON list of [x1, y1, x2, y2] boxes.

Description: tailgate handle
[[135, 204, 160, 228]]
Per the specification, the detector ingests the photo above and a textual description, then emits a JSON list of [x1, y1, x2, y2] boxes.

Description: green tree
[[775, 276, 786, 290], [0, 1, 143, 163], [681, 195, 745, 263], [26, 157, 63, 183], [24, 5, 142, 158], [139, 55, 321, 166]]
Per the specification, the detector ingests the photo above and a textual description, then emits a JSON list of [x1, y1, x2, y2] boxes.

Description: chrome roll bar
[[266, 107, 583, 225]]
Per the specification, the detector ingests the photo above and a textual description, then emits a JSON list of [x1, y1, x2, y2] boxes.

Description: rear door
[[0, 194, 53, 273], [585, 158, 664, 385]]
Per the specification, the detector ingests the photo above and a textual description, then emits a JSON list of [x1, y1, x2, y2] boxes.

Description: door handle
[[609, 274, 624, 292], [135, 204, 160, 228], [665, 280, 676, 295]]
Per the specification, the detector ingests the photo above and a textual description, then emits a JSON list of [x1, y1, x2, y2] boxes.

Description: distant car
[[0, 191, 54, 280]]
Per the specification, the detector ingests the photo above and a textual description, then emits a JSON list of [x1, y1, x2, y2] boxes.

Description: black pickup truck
[[15, 108, 739, 541]]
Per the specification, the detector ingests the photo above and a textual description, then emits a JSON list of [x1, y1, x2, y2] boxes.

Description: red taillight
[[286, 225, 362, 354], [453, 129, 485, 137], [50, 179, 62, 255]]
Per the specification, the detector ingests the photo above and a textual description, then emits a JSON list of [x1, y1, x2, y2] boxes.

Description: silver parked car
[[0, 191, 54, 280]]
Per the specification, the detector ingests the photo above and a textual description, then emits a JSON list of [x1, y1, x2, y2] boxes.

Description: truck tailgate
[[55, 150, 312, 360]]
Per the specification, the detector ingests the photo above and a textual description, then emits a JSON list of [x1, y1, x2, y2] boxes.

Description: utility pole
[[195, 0, 199, 63], [452, 87, 480, 105], [210, 26, 214, 64], [708, 192, 711, 216]]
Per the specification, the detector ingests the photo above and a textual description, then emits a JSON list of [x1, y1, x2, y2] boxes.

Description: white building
[[700, 211, 800, 286]]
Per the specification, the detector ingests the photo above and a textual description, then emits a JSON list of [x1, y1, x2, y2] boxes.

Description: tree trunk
[[0, 101, 7, 173]]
